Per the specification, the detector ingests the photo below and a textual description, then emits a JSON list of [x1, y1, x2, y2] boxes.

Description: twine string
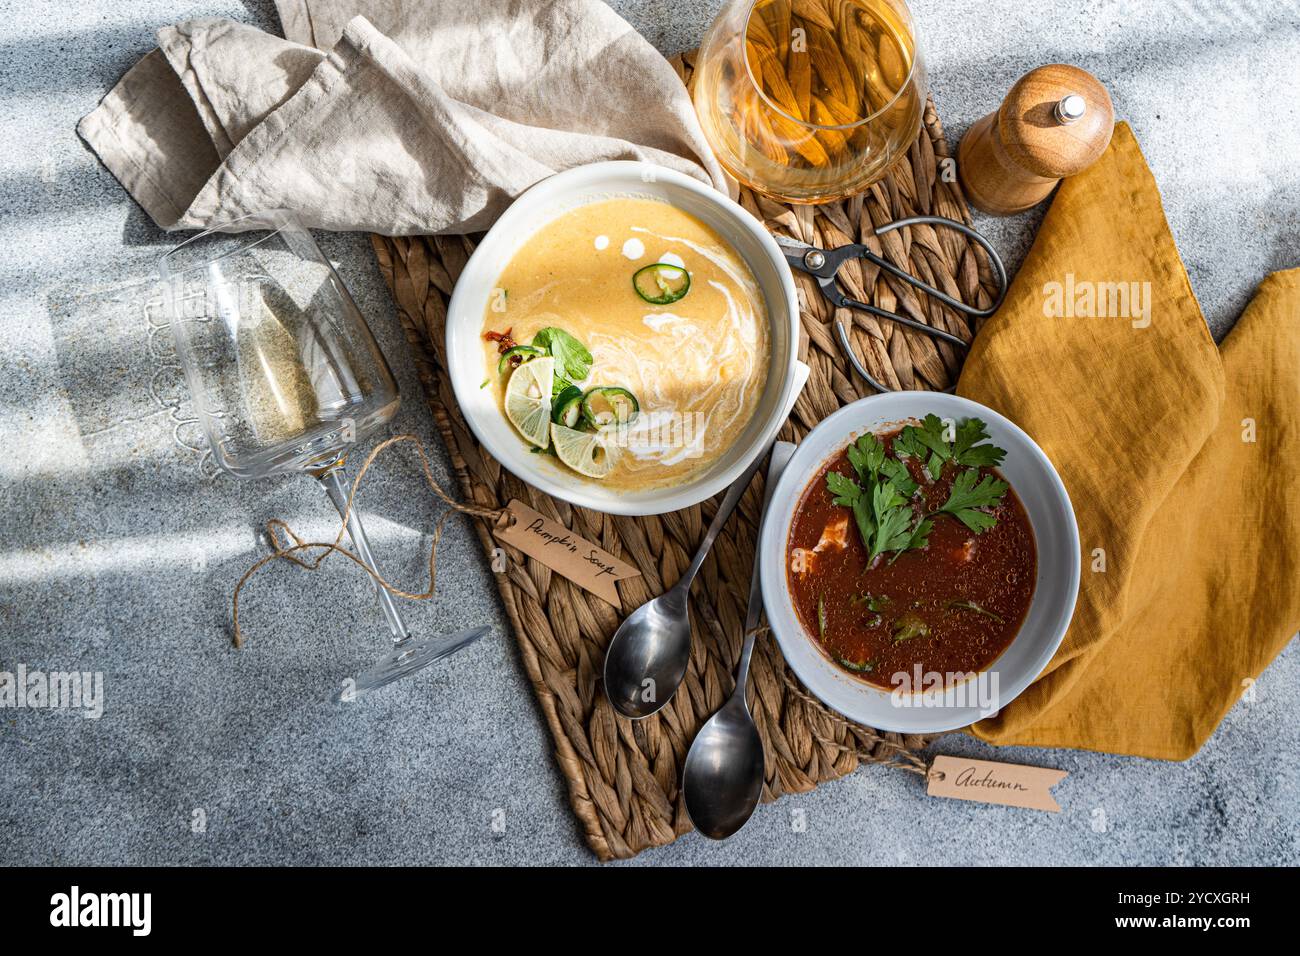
[[230, 433, 503, 648]]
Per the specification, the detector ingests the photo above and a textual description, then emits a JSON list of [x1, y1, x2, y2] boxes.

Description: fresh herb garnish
[[817, 597, 827, 638], [889, 517, 934, 563], [870, 480, 915, 561], [951, 418, 1007, 467], [837, 657, 877, 673], [531, 327, 593, 381], [846, 433, 886, 483], [879, 457, 918, 497], [823, 416, 1009, 562], [826, 469, 862, 505], [894, 413, 1006, 470], [937, 469, 1009, 534]]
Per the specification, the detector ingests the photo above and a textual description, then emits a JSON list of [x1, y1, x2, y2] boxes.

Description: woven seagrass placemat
[[369, 53, 1000, 860]]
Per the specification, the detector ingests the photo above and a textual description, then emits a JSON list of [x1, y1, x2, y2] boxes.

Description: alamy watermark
[[1043, 273, 1151, 328], [888, 665, 999, 718], [0, 665, 103, 719]]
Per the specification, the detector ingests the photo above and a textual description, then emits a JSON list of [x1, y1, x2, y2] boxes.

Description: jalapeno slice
[[552, 385, 584, 426], [580, 386, 639, 428], [497, 344, 544, 374], [632, 263, 690, 304]]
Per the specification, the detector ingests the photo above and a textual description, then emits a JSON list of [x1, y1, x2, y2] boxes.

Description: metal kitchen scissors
[[775, 215, 1009, 393]]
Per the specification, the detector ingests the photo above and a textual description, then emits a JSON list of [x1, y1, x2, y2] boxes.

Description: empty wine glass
[[159, 210, 486, 698]]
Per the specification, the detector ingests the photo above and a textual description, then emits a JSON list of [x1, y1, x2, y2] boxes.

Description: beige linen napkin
[[78, 0, 726, 234]]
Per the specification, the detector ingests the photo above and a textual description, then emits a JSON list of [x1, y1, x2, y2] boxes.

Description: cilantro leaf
[[531, 327, 593, 381], [879, 457, 918, 498], [870, 481, 914, 559], [892, 426, 929, 460], [952, 418, 1007, 467], [851, 496, 875, 553], [900, 516, 934, 553], [938, 469, 1008, 533], [926, 451, 944, 481], [825, 470, 862, 506], [913, 414, 953, 459], [847, 433, 886, 483]]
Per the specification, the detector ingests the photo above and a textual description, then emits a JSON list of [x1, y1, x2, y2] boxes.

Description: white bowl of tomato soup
[[758, 392, 1080, 733], [446, 162, 800, 516]]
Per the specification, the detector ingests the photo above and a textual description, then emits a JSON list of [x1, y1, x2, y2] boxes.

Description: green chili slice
[[632, 263, 690, 304], [580, 386, 639, 428], [497, 344, 544, 374], [552, 385, 584, 427]]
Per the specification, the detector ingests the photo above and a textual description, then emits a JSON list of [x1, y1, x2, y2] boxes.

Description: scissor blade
[[773, 234, 818, 273]]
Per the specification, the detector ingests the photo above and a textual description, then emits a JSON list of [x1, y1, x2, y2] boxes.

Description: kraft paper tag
[[492, 499, 640, 605], [926, 756, 1068, 812]]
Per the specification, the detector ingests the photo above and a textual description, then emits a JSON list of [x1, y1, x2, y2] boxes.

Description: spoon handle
[[677, 448, 769, 590], [733, 441, 796, 694]]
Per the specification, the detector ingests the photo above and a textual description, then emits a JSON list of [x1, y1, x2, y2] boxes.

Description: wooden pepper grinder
[[957, 64, 1114, 215]]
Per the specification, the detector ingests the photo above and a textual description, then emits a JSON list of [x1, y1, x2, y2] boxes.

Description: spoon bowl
[[603, 447, 774, 719], [682, 695, 765, 839], [602, 587, 691, 718]]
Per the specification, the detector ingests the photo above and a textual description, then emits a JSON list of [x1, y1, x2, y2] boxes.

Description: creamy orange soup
[[480, 197, 771, 490]]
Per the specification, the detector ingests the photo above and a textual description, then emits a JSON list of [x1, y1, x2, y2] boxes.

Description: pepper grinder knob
[[957, 64, 1114, 216]]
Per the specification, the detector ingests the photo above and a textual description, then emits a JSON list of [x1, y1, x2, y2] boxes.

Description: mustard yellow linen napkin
[[958, 122, 1300, 759]]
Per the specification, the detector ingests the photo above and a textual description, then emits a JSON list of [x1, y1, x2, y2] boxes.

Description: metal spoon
[[683, 441, 795, 840], [603, 448, 773, 719]]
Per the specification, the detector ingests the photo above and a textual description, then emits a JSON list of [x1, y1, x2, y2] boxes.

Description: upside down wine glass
[[159, 210, 486, 698]]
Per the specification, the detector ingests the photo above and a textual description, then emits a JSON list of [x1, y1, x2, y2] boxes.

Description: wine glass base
[[336, 626, 490, 702]]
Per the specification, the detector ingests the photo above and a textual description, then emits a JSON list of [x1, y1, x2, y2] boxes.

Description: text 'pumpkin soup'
[[481, 197, 771, 490]]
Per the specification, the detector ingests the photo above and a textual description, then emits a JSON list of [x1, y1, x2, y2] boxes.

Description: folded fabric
[[77, 0, 725, 234], [959, 122, 1299, 759]]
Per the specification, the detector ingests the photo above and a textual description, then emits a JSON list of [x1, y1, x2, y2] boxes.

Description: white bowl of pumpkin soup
[[447, 162, 800, 516]]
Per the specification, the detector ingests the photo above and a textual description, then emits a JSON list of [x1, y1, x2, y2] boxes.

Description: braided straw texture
[[369, 53, 998, 860]]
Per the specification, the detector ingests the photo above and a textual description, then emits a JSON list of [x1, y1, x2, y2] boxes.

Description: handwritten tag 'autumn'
[[927, 755, 1068, 812], [492, 499, 639, 605]]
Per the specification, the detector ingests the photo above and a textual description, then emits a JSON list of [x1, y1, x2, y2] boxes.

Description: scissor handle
[[869, 215, 1009, 318], [841, 295, 970, 349], [834, 317, 957, 394], [836, 214, 1007, 392]]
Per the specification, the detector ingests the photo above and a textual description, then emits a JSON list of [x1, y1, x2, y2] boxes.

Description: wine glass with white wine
[[159, 210, 487, 699]]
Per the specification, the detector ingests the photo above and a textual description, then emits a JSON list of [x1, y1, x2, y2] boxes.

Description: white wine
[[694, 0, 926, 204]]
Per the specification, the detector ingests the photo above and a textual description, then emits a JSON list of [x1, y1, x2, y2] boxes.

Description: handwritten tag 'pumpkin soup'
[[481, 197, 771, 491]]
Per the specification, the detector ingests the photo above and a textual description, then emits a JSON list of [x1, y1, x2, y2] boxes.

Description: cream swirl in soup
[[481, 197, 771, 491]]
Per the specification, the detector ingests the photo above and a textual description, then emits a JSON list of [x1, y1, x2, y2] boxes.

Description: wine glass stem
[[315, 468, 410, 644]]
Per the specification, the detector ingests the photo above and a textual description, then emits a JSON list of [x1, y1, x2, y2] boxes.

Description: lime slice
[[504, 356, 554, 449], [551, 422, 621, 479]]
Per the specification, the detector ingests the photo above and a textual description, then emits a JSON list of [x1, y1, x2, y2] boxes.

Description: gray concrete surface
[[1, 0, 1296, 866]]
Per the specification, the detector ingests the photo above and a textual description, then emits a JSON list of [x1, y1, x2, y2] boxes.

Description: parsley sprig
[[823, 416, 1009, 562]]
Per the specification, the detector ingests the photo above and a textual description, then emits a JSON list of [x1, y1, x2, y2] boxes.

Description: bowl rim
[[757, 391, 1081, 733], [445, 160, 800, 516]]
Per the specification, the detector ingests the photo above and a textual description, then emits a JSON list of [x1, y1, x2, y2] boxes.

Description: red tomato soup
[[785, 423, 1036, 690]]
